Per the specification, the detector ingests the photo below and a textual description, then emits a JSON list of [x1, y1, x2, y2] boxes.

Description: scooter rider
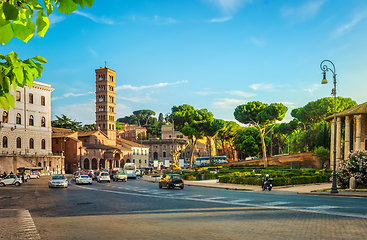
[[262, 174, 270, 189]]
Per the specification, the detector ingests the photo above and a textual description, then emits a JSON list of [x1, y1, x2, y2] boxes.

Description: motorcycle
[[262, 178, 273, 191]]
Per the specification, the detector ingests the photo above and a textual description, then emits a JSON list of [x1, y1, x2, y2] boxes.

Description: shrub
[[336, 149, 367, 188]]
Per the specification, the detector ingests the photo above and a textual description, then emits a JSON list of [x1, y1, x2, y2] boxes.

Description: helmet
[[266, 174, 269, 177]]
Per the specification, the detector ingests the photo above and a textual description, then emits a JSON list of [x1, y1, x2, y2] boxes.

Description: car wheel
[[0, 182, 5, 187], [180, 186, 184, 189], [49, 185, 51, 188], [108, 181, 110, 183], [15, 182, 20, 187], [89, 182, 92, 185], [159, 183, 162, 189], [167, 185, 170, 189]]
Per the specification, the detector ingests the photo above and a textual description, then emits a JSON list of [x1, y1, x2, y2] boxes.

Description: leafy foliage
[[0, 0, 94, 110], [314, 146, 330, 168], [233, 126, 262, 158], [234, 101, 288, 167], [51, 114, 95, 131], [336, 149, 367, 188]]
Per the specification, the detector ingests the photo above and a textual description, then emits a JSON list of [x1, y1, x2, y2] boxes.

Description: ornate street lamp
[[320, 59, 338, 193]]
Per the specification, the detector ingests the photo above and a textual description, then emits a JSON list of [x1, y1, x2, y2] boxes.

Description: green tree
[[233, 126, 262, 158], [217, 121, 240, 159], [314, 146, 330, 168], [0, 0, 94, 110], [158, 113, 164, 122], [234, 101, 288, 167], [51, 114, 82, 131], [172, 104, 214, 167], [203, 118, 225, 163], [133, 109, 156, 126]]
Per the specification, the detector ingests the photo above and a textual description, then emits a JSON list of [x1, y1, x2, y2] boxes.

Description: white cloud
[[116, 80, 187, 91], [88, 48, 98, 57], [48, 14, 66, 25], [304, 84, 321, 93], [281, 101, 295, 105], [213, 98, 246, 108], [132, 15, 176, 24], [281, 0, 326, 21], [334, 9, 367, 37], [226, 90, 256, 98], [204, 0, 252, 14], [116, 95, 155, 104], [73, 10, 116, 25], [249, 83, 273, 91], [207, 17, 232, 23], [53, 101, 95, 124], [52, 91, 94, 101]]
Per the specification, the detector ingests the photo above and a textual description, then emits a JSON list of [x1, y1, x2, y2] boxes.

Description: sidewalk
[[143, 175, 367, 198]]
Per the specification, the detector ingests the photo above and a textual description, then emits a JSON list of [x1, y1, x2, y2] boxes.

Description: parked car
[[0, 174, 22, 187], [97, 172, 110, 183], [113, 171, 127, 182], [92, 171, 100, 181], [76, 175, 92, 185], [48, 174, 68, 188], [158, 174, 184, 189], [16, 173, 27, 182], [29, 172, 40, 179]]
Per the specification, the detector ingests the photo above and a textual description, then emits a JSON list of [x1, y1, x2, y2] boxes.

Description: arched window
[[16, 137, 21, 148], [16, 113, 21, 124], [2, 111, 8, 123], [3, 136, 8, 148], [41, 117, 46, 127], [29, 115, 34, 126], [41, 139, 46, 149], [29, 93, 33, 104], [29, 138, 34, 149], [41, 96, 45, 106]]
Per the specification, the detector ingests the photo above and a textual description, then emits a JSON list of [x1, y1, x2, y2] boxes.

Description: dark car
[[159, 174, 184, 189]]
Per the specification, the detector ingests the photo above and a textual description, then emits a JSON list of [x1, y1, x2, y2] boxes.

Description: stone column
[[355, 115, 362, 150], [330, 119, 334, 169], [336, 117, 342, 165], [344, 116, 351, 159]]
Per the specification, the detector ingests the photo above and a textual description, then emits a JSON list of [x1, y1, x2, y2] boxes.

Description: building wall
[[161, 125, 188, 140], [131, 146, 149, 167], [1, 82, 53, 155]]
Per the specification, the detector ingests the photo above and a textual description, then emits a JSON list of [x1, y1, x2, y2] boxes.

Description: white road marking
[[229, 199, 251, 203], [307, 205, 339, 210], [17, 209, 41, 240], [205, 197, 227, 200], [263, 201, 290, 206], [74, 184, 367, 219]]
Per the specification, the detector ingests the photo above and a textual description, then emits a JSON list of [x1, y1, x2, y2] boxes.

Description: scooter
[[262, 178, 273, 191]]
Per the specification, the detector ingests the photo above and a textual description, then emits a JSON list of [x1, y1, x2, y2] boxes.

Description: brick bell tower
[[95, 65, 116, 144]]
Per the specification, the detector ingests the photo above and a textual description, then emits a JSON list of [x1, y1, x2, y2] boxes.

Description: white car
[[97, 172, 110, 183], [48, 174, 68, 188], [0, 174, 22, 187], [29, 172, 40, 179], [76, 175, 92, 185]]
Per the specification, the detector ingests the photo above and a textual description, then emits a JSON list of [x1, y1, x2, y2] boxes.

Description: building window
[[29, 93, 33, 104], [16, 91, 21, 101], [29, 115, 34, 126], [3, 136, 8, 148], [73, 143, 76, 148], [163, 152, 166, 158], [41, 96, 45, 106], [17, 137, 21, 148], [29, 138, 34, 149], [41, 117, 46, 127], [133, 159, 135, 163], [139, 159, 141, 164], [145, 160, 147, 164], [74, 153, 76, 159], [16, 113, 21, 124], [2, 111, 8, 123], [56, 139, 58, 144], [49, 161, 52, 167], [41, 139, 46, 149]]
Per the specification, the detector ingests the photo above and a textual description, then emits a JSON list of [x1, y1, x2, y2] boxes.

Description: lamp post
[[320, 59, 338, 194]]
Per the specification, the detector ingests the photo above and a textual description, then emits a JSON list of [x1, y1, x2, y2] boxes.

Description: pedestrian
[[10, 171, 13, 174], [3, 171, 6, 177], [21, 173, 25, 183]]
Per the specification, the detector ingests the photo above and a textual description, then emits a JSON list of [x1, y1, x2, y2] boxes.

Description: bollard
[[349, 177, 356, 189]]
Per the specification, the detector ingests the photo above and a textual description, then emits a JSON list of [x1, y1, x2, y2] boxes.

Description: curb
[[297, 192, 367, 198]]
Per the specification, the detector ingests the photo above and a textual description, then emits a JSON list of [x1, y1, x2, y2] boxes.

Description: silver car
[[48, 174, 68, 188]]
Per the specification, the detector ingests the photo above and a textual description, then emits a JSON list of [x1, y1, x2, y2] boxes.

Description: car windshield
[[81, 175, 89, 178], [101, 173, 108, 176], [52, 175, 65, 180], [170, 175, 182, 179], [117, 171, 125, 175]]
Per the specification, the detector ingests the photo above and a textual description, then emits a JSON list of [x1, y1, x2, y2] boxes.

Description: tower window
[[2, 111, 8, 123], [41, 117, 46, 127], [41, 139, 46, 149], [17, 137, 21, 148], [3, 136, 8, 148], [29, 138, 34, 149]]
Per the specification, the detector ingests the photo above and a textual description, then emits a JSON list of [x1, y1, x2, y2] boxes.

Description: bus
[[195, 156, 228, 166], [124, 163, 136, 178]]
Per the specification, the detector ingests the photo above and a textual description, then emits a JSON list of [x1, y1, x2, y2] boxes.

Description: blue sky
[[3, 0, 367, 124]]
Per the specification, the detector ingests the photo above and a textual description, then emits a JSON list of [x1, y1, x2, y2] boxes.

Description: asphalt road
[[1, 176, 367, 239]]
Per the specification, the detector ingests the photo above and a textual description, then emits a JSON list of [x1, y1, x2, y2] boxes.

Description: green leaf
[[23, 65, 34, 87], [74, 0, 84, 8], [13, 19, 35, 43], [43, 0, 54, 16], [4, 92, 14, 109], [3, 2, 19, 21], [13, 66, 25, 86], [5, 52, 21, 67], [32, 56, 47, 64], [0, 96, 10, 111], [36, 11, 49, 37], [82, 0, 95, 8], [0, 23, 14, 46], [57, 0, 78, 15], [0, 8, 9, 28]]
